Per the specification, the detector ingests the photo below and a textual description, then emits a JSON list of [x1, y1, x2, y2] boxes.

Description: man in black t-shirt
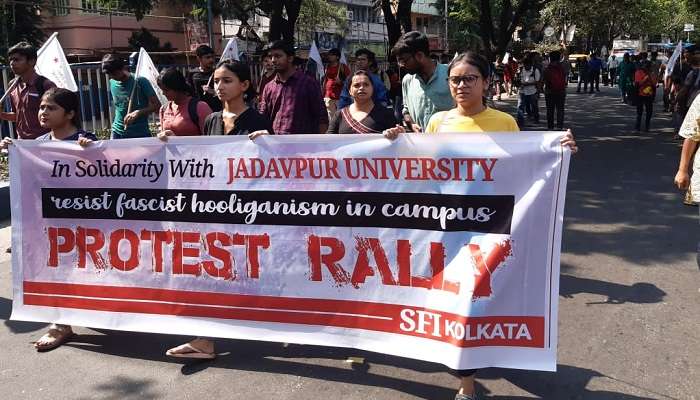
[[187, 45, 222, 112]]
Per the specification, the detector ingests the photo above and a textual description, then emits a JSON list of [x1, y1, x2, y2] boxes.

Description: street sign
[[544, 26, 555, 37], [684, 24, 695, 32]]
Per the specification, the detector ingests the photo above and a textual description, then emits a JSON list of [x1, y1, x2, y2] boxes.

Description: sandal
[[34, 325, 73, 352], [166, 341, 216, 359]]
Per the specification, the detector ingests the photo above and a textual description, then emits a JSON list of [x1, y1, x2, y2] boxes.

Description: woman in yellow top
[[425, 52, 577, 400], [425, 52, 577, 152]]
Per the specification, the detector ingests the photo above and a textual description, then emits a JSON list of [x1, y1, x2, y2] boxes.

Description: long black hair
[[157, 67, 193, 96], [215, 60, 256, 100], [41, 87, 82, 128]]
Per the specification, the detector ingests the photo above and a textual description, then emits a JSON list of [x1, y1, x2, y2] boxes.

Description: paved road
[[0, 85, 698, 399]]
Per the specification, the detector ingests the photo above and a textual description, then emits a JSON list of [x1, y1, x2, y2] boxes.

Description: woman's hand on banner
[[560, 129, 578, 154], [383, 125, 406, 140], [248, 130, 270, 141], [77, 137, 93, 147], [157, 130, 174, 141]]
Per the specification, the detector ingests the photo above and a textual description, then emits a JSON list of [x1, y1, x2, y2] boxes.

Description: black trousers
[[545, 92, 566, 129], [636, 96, 654, 130]]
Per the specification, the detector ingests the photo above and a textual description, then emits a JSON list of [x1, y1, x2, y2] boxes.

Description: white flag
[[502, 52, 510, 64], [309, 41, 325, 82], [221, 37, 240, 62], [339, 50, 348, 67], [566, 25, 576, 42], [665, 41, 683, 78], [134, 48, 167, 107], [35, 32, 78, 92]]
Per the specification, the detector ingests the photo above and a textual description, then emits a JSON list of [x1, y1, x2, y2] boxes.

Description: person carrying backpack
[[155, 67, 213, 138], [543, 51, 567, 130]]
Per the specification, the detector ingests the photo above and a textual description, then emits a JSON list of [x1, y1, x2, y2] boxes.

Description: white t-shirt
[[520, 67, 541, 96], [679, 94, 700, 202], [608, 58, 619, 69]]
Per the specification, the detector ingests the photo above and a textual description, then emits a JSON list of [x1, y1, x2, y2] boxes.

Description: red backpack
[[546, 64, 567, 92]]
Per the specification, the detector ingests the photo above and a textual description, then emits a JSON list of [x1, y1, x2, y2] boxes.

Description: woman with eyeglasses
[[425, 52, 577, 400], [327, 70, 403, 138]]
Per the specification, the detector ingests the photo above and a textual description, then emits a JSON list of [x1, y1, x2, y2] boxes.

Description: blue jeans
[[517, 93, 539, 125]]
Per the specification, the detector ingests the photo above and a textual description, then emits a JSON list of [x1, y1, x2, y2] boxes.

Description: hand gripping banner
[[9, 133, 570, 371]]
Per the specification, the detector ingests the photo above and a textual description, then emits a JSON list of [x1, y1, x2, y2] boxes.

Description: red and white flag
[[35, 32, 78, 92]]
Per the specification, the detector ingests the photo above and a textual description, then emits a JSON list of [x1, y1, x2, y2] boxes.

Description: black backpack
[[187, 97, 201, 129]]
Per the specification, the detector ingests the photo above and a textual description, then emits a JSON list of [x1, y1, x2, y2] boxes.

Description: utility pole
[[444, 0, 448, 52], [207, 0, 214, 48]]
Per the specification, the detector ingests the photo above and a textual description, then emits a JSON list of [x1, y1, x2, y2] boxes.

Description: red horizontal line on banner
[[23, 281, 544, 348]]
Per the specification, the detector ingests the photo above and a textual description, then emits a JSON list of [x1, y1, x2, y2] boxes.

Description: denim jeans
[[517, 93, 539, 125]]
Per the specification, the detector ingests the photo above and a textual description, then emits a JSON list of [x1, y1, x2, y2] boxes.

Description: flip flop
[[34, 327, 73, 352], [166, 342, 216, 359]]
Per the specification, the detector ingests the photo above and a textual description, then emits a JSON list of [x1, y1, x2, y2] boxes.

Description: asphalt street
[[0, 84, 698, 399]]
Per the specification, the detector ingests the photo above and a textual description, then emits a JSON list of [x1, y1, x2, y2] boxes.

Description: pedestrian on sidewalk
[[516, 54, 541, 127], [1, 88, 96, 351], [634, 60, 655, 131], [618, 53, 635, 103], [674, 94, 700, 213], [608, 55, 619, 87], [576, 56, 589, 93], [588, 53, 603, 92], [0, 42, 56, 139], [423, 51, 577, 400], [543, 51, 567, 130]]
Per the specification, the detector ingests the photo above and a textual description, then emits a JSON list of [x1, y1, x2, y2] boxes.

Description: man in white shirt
[[517, 54, 541, 127], [608, 55, 619, 87]]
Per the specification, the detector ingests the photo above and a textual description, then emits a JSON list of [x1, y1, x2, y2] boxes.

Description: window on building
[[81, 0, 128, 16], [52, 0, 70, 16]]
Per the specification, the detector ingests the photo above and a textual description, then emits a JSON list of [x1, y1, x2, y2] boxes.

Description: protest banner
[[9, 133, 569, 371]]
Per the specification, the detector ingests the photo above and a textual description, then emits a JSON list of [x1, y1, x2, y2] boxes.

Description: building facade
[[42, 0, 222, 59]]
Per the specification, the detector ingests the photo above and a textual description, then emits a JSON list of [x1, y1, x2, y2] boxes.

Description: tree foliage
[[436, 0, 546, 60], [541, 0, 700, 49], [0, 0, 44, 60]]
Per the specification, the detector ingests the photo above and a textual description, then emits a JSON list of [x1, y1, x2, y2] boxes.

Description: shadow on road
[[0, 297, 48, 333], [76, 375, 159, 400], [57, 329, 663, 400], [559, 274, 667, 304], [479, 364, 660, 399]]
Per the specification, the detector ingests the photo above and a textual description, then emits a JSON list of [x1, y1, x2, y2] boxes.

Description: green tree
[[436, 0, 547, 60], [0, 1, 44, 60]]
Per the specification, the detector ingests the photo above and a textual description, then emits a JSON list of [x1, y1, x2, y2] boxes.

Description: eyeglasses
[[447, 74, 481, 87]]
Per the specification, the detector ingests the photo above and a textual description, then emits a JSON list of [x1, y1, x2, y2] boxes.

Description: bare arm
[[675, 138, 699, 190], [0, 112, 16, 122]]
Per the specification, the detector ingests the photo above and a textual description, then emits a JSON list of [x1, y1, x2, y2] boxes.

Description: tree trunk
[[397, 0, 413, 34], [282, 0, 302, 43], [268, 1, 283, 41], [379, 0, 402, 53], [478, 0, 494, 60]]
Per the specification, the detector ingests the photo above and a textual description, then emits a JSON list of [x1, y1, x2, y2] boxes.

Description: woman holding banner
[[326, 70, 403, 137], [1, 88, 96, 351], [424, 51, 577, 400], [164, 60, 273, 360]]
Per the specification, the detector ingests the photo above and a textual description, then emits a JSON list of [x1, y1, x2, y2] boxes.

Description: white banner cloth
[[10, 133, 569, 371]]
